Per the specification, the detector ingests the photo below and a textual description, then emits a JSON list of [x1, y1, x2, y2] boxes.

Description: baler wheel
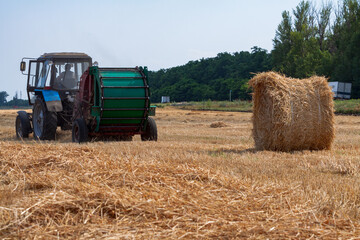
[[15, 112, 31, 139], [72, 118, 88, 143], [141, 117, 157, 141], [33, 98, 57, 140]]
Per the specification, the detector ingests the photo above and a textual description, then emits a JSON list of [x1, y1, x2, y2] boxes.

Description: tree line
[[149, 0, 360, 102], [149, 47, 271, 102], [0, 91, 28, 107]]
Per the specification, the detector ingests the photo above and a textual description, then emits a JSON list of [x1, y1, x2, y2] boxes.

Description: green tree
[[272, 10, 293, 73], [329, 0, 360, 98], [272, 0, 333, 78], [316, 2, 332, 50], [149, 48, 271, 102], [0, 91, 9, 106]]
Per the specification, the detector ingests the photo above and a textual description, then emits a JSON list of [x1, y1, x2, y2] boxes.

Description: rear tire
[[15, 112, 31, 139], [141, 117, 157, 141], [32, 98, 57, 140], [72, 118, 88, 143]]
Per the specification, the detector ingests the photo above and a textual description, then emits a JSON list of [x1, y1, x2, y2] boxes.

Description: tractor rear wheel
[[72, 118, 88, 143], [15, 112, 31, 139], [32, 98, 57, 140], [141, 117, 157, 141]]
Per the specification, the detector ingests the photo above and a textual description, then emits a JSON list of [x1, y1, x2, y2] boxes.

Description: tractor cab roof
[[38, 52, 92, 61]]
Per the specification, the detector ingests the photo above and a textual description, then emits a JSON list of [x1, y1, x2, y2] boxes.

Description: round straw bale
[[249, 72, 335, 151]]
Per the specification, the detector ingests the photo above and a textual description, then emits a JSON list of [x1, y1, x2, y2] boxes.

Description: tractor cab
[[18, 53, 92, 140], [21, 53, 92, 105]]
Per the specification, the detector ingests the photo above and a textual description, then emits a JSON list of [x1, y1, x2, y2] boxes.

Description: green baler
[[72, 66, 157, 142]]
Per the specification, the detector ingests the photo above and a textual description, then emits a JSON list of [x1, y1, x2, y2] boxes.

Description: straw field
[[1, 107, 360, 238]]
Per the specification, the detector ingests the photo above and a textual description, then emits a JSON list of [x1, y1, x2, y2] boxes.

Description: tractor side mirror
[[20, 61, 26, 71]]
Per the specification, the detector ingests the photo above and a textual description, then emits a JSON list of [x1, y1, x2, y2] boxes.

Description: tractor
[[16, 52, 157, 142]]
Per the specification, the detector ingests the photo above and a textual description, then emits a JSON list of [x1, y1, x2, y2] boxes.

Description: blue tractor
[[16, 52, 92, 140]]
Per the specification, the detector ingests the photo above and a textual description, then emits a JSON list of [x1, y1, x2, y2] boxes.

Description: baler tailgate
[[91, 67, 150, 133]]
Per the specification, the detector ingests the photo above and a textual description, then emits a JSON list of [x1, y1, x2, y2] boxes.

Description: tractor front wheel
[[15, 111, 31, 139], [141, 117, 157, 141], [32, 98, 57, 140], [72, 118, 88, 143]]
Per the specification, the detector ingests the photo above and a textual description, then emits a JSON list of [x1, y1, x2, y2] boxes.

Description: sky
[[0, 0, 332, 99]]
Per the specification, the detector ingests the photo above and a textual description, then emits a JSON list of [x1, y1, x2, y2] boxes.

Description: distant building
[[161, 96, 170, 103], [328, 82, 351, 99]]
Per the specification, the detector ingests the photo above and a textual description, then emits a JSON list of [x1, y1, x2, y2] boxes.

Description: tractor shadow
[[56, 130, 135, 143], [4, 130, 135, 144]]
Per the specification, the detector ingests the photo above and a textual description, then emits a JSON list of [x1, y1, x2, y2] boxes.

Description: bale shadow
[[208, 148, 258, 156]]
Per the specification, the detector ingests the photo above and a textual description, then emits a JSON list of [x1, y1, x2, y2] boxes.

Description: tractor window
[[75, 63, 83, 81], [28, 61, 42, 88], [54, 61, 89, 90], [28, 92, 36, 104], [36, 61, 51, 88]]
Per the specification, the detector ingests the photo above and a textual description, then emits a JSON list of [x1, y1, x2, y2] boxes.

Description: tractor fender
[[17, 110, 33, 133], [17, 110, 31, 120], [35, 89, 63, 112]]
